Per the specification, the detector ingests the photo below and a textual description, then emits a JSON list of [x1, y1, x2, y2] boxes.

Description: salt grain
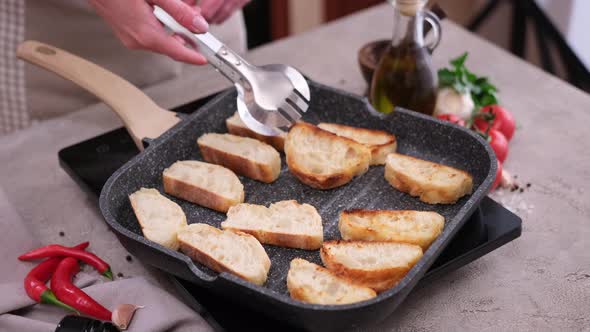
[[490, 184, 535, 217]]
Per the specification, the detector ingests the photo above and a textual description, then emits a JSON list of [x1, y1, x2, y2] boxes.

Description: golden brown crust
[[285, 162, 352, 190], [368, 141, 397, 165], [320, 242, 410, 282], [222, 227, 322, 250], [317, 123, 394, 142], [338, 209, 444, 249], [320, 240, 422, 292], [317, 123, 397, 165], [163, 175, 243, 213], [287, 283, 309, 303], [384, 153, 473, 204], [226, 121, 285, 152], [285, 122, 370, 190], [198, 143, 280, 183], [359, 277, 402, 292], [342, 209, 418, 217], [291, 121, 366, 148]]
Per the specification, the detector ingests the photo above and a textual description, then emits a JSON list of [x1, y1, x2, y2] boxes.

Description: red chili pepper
[[23, 242, 89, 313], [51, 257, 112, 321], [18, 244, 113, 280]]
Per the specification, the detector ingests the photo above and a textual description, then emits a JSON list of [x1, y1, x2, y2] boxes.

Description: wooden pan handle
[[17, 40, 180, 150]]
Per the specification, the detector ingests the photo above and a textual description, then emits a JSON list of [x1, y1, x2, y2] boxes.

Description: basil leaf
[[451, 52, 469, 68], [466, 71, 477, 83], [438, 69, 455, 86], [481, 82, 498, 93], [470, 85, 482, 95], [479, 94, 498, 106], [439, 52, 500, 111], [474, 77, 488, 85]]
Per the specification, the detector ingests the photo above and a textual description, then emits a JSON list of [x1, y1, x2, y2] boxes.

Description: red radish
[[488, 129, 509, 163], [491, 160, 502, 191], [474, 105, 516, 141], [437, 114, 465, 127]]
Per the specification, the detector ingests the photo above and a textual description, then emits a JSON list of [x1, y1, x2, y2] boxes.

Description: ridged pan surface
[[99, 80, 496, 330]]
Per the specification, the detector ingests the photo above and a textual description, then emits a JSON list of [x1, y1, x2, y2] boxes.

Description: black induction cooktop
[[58, 93, 521, 332]]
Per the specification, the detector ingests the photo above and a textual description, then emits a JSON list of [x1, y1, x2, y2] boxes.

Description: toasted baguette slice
[[197, 133, 281, 183], [221, 200, 323, 250], [385, 153, 473, 204], [177, 224, 271, 285], [317, 123, 396, 165], [163, 161, 244, 212], [129, 188, 187, 250], [339, 210, 444, 250], [285, 122, 371, 189], [320, 241, 423, 292], [226, 112, 286, 151], [287, 258, 377, 305]]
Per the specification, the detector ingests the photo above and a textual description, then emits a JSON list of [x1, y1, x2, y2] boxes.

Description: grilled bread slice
[[163, 160, 244, 212], [339, 210, 444, 250], [287, 258, 377, 305], [285, 122, 371, 189], [198, 133, 281, 183], [129, 188, 187, 250], [221, 200, 323, 250], [177, 223, 271, 285], [226, 112, 286, 151], [384, 153, 473, 204], [320, 241, 423, 292], [317, 123, 396, 165]]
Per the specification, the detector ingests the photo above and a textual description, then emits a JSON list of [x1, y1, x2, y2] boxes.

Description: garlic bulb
[[433, 87, 474, 120], [500, 169, 515, 189]]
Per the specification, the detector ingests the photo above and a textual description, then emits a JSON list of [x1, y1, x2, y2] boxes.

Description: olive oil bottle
[[370, 0, 441, 115]]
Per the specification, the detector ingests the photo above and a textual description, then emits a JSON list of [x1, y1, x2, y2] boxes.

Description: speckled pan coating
[[99, 80, 496, 331]]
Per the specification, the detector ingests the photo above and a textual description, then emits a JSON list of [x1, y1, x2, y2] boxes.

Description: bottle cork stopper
[[393, 0, 426, 16]]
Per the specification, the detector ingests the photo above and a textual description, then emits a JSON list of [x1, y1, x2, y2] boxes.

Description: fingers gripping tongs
[[153, 6, 310, 136]]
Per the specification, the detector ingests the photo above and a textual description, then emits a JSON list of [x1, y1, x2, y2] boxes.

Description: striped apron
[[0, 0, 28, 135]]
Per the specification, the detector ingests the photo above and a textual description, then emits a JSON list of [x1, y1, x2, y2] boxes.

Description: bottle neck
[[391, 9, 425, 48]]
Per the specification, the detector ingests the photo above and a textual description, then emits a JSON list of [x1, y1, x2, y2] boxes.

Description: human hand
[[199, 0, 251, 24], [88, 0, 210, 65]]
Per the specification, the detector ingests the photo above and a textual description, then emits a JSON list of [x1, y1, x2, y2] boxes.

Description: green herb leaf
[[470, 85, 482, 95], [438, 68, 455, 86], [481, 82, 497, 93], [479, 94, 498, 106], [438, 52, 500, 113], [474, 77, 488, 85], [451, 52, 468, 68]]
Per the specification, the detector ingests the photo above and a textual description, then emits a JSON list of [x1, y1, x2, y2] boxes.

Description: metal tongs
[[153, 6, 310, 136]]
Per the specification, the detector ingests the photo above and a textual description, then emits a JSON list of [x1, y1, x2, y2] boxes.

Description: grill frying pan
[[18, 41, 497, 331]]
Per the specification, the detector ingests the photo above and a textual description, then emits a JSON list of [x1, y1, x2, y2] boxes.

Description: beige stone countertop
[[1, 4, 589, 331]]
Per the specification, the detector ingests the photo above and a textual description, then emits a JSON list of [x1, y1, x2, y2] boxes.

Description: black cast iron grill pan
[[18, 41, 497, 331]]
